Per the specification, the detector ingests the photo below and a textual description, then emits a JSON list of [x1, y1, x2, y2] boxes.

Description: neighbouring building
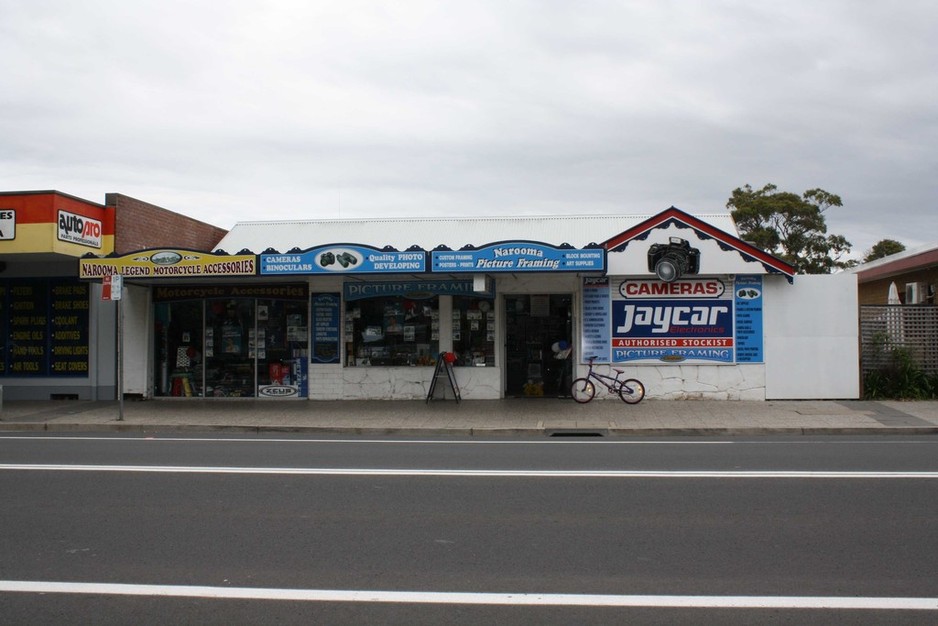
[[853, 242, 938, 306], [0, 191, 226, 400], [853, 242, 938, 380]]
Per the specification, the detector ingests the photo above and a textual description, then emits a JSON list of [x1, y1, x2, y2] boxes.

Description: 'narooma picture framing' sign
[[431, 241, 605, 273]]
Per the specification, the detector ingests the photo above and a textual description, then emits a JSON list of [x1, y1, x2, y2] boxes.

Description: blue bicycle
[[571, 356, 645, 404]]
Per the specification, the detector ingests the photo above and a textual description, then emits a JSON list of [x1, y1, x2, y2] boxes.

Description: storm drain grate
[[547, 430, 606, 437]]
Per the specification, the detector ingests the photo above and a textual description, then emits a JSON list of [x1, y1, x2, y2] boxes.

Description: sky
[[2, 0, 936, 260]]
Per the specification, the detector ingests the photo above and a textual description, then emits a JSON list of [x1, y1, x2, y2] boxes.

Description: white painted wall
[[120, 284, 152, 397], [764, 273, 859, 399], [570, 359, 767, 401], [308, 363, 501, 400]]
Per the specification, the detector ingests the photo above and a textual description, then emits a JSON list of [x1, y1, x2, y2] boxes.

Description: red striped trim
[[603, 207, 795, 278]]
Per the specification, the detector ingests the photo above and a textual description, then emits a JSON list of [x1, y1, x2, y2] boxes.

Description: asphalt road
[[1, 434, 937, 625]]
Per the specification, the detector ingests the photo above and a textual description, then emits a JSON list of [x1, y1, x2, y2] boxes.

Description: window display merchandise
[[345, 296, 439, 366], [154, 288, 308, 397], [451, 296, 495, 366]]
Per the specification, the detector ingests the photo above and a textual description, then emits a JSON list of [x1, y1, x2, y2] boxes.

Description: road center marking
[[0, 581, 935, 609]]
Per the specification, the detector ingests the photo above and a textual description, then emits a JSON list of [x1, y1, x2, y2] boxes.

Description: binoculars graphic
[[319, 251, 358, 268]]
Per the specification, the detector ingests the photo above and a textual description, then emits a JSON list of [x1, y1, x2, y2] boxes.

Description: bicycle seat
[[612, 368, 625, 374]]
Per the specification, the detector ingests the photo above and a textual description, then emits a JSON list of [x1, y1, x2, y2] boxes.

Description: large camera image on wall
[[647, 237, 700, 283]]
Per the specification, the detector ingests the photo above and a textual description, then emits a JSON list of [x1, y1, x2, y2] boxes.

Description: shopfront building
[[252, 240, 601, 401], [76, 207, 861, 402]]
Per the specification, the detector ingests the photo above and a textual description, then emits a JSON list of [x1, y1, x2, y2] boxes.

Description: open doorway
[[505, 294, 573, 398]]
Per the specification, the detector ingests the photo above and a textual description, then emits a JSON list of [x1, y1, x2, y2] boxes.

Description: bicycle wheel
[[618, 378, 645, 404], [570, 378, 596, 403]]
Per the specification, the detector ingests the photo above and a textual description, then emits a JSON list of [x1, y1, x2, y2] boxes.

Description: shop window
[[204, 298, 255, 397], [452, 296, 495, 366], [346, 297, 438, 366], [154, 300, 204, 397], [154, 293, 309, 398], [1, 278, 90, 377], [256, 299, 309, 388]]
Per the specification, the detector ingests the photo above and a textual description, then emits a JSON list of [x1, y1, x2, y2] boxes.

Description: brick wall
[[107, 193, 228, 254]]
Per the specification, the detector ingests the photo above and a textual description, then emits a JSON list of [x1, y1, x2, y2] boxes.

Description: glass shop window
[[154, 300, 204, 398], [204, 298, 256, 397], [345, 297, 439, 366], [451, 296, 495, 366]]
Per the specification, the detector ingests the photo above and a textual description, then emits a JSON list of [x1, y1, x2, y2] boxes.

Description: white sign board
[[0, 209, 15, 240], [58, 209, 103, 248], [102, 274, 123, 301]]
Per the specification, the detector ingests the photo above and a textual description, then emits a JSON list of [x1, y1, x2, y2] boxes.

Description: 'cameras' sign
[[612, 276, 734, 363], [581, 276, 765, 364]]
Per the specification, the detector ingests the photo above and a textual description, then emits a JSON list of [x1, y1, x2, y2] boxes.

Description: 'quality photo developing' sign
[[610, 278, 735, 364]]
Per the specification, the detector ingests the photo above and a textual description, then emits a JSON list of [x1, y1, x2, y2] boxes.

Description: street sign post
[[102, 275, 124, 420]]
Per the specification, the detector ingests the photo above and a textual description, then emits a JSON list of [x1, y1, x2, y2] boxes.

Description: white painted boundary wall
[[764, 273, 859, 399], [570, 273, 860, 401]]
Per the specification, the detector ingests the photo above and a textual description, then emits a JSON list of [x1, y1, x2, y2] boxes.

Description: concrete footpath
[[1, 398, 938, 436]]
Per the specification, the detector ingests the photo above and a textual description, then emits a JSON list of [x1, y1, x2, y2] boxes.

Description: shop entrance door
[[505, 294, 572, 398]]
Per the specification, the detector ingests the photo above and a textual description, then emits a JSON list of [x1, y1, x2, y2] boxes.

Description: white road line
[[2, 464, 938, 478], [0, 581, 935, 609]]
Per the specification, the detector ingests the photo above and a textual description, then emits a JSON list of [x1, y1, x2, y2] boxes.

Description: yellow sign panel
[[80, 250, 256, 279]]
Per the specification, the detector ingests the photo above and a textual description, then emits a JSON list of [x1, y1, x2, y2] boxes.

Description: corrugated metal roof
[[850, 240, 938, 282], [215, 212, 739, 254]]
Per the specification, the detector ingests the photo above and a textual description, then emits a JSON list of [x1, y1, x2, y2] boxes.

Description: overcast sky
[[2, 0, 935, 258]]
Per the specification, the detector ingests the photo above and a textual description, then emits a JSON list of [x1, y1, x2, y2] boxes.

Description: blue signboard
[[431, 242, 604, 273], [610, 277, 735, 364], [581, 277, 611, 362], [311, 293, 340, 363], [734, 275, 764, 363], [261, 245, 426, 275]]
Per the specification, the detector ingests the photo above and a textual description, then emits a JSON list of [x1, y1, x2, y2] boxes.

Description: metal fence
[[860, 305, 938, 374]]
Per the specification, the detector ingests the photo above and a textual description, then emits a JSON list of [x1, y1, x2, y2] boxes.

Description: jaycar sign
[[611, 278, 735, 364]]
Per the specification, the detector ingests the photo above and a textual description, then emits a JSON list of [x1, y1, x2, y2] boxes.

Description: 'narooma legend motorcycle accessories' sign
[[80, 250, 256, 278]]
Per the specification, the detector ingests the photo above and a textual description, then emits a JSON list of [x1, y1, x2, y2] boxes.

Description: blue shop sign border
[[432, 241, 605, 273], [261, 244, 427, 275]]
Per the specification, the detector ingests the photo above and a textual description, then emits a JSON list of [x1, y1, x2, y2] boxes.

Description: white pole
[[117, 296, 124, 421]]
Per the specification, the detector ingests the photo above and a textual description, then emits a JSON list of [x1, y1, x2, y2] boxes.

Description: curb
[[2, 423, 938, 436]]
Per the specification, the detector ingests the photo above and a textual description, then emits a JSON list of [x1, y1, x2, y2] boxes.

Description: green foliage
[[863, 341, 938, 400], [863, 239, 906, 263], [726, 183, 855, 274]]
